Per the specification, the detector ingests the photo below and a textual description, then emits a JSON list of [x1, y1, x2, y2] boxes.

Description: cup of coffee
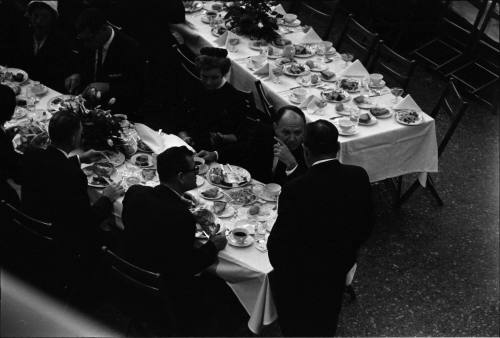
[[292, 87, 307, 102], [283, 13, 297, 24], [141, 168, 156, 181], [264, 183, 281, 199], [338, 117, 354, 132], [369, 73, 384, 86], [126, 176, 141, 187], [232, 227, 249, 245]]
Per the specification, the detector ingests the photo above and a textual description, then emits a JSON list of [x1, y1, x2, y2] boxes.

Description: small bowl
[[338, 118, 354, 132], [283, 13, 297, 23]]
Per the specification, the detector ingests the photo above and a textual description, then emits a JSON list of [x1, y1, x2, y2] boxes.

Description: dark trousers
[[270, 270, 346, 337]]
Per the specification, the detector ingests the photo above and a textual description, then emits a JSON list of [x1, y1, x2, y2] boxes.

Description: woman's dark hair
[[157, 146, 194, 182], [273, 105, 306, 124], [195, 47, 231, 75], [48, 110, 82, 145], [0, 84, 16, 124]]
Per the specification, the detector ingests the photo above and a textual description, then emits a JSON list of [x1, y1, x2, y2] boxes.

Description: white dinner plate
[[184, 1, 203, 13], [279, 19, 301, 27], [5, 68, 29, 84], [214, 205, 236, 218], [282, 64, 310, 77], [200, 189, 224, 200], [46, 94, 76, 111], [130, 153, 154, 168], [358, 113, 378, 126], [395, 110, 424, 125], [321, 90, 351, 103]]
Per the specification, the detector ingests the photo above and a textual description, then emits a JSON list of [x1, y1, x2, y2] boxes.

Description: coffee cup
[[141, 168, 156, 181], [126, 176, 141, 186], [264, 183, 281, 199], [206, 10, 218, 18], [338, 117, 354, 132], [292, 87, 307, 102], [232, 227, 249, 244], [369, 73, 383, 86], [283, 13, 297, 24]]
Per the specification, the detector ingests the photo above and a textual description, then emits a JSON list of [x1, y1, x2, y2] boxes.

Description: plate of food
[[103, 150, 125, 167], [207, 165, 251, 188], [395, 109, 423, 125], [272, 37, 292, 48], [212, 201, 235, 218], [87, 174, 112, 188], [369, 80, 386, 89], [275, 57, 293, 66], [184, 0, 203, 13], [304, 60, 326, 72], [278, 18, 301, 27], [334, 103, 357, 116], [370, 107, 393, 119], [353, 95, 375, 109], [294, 44, 314, 58], [4, 68, 29, 84], [296, 73, 322, 87], [358, 112, 377, 126], [47, 94, 77, 111], [192, 208, 224, 239], [200, 187, 223, 200], [131, 153, 154, 168], [320, 70, 336, 82], [250, 40, 269, 51], [321, 89, 350, 103], [12, 107, 28, 120], [211, 25, 227, 37], [282, 63, 310, 77], [267, 46, 281, 59], [30, 83, 48, 96], [226, 188, 257, 205], [136, 139, 153, 153], [339, 78, 361, 93], [196, 175, 205, 187]]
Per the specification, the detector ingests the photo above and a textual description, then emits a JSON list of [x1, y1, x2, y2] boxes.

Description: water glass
[[349, 108, 361, 128], [391, 87, 404, 104], [341, 53, 354, 68]]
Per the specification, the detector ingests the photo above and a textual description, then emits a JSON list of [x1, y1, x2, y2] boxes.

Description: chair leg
[[396, 179, 420, 207], [345, 285, 356, 302], [427, 176, 444, 206]]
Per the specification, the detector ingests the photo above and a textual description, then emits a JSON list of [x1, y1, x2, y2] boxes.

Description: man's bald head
[[273, 105, 306, 151]]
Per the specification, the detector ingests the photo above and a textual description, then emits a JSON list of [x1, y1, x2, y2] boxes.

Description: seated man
[[21, 110, 123, 260], [0, 84, 21, 205], [9, 0, 76, 92], [177, 47, 251, 166], [65, 7, 144, 117], [267, 120, 373, 337], [248, 105, 308, 185], [120, 146, 228, 334]]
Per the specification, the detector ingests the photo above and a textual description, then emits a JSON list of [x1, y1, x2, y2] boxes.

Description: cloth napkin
[[254, 62, 270, 76], [273, 4, 287, 15], [340, 59, 369, 78], [134, 123, 194, 154], [299, 95, 326, 114], [298, 28, 323, 45], [393, 94, 422, 111], [214, 30, 240, 48]]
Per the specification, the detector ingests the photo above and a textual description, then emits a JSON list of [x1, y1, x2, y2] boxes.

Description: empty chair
[[335, 14, 379, 65], [368, 40, 416, 92], [292, 1, 339, 40], [254, 80, 275, 122], [410, 0, 490, 74], [397, 78, 470, 206]]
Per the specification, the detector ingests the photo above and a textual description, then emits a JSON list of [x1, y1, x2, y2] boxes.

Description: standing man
[[267, 119, 374, 336]]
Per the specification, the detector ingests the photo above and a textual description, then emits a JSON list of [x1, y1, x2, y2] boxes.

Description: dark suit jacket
[[77, 30, 144, 115], [0, 128, 21, 204], [21, 146, 112, 253], [120, 184, 218, 278], [11, 28, 76, 92]]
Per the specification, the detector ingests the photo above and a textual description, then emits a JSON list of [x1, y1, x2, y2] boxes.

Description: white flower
[[257, 21, 264, 28]]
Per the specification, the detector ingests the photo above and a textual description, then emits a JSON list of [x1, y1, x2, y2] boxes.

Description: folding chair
[[254, 80, 275, 122], [335, 14, 379, 65], [410, 0, 490, 74], [172, 43, 199, 80], [368, 40, 416, 92], [397, 78, 470, 206], [446, 0, 499, 111], [292, 0, 339, 40]]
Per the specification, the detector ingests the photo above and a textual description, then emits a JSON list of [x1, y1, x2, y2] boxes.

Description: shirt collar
[[55, 147, 69, 158], [312, 158, 337, 167], [102, 26, 115, 53]]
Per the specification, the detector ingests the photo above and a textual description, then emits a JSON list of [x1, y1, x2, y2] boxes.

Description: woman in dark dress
[[0, 84, 21, 205], [178, 47, 251, 165]]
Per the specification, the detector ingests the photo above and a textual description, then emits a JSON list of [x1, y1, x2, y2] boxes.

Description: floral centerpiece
[[225, 0, 280, 42]]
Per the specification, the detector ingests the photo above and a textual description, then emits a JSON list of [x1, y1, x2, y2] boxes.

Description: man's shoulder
[[114, 30, 140, 50]]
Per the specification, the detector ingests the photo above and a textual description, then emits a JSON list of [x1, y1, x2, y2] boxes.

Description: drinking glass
[[349, 107, 361, 130], [272, 66, 283, 84], [341, 53, 354, 68], [391, 87, 404, 104]]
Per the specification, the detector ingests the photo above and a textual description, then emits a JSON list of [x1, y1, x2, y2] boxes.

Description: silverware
[[277, 86, 301, 94], [329, 115, 342, 120]]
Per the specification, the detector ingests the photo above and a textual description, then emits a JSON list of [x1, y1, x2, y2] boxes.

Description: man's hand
[[64, 74, 81, 94], [102, 182, 125, 202], [83, 82, 110, 104], [79, 149, 105, 164], [209, 232, 227, 251], [178, 131, 195, 147], [196, 150, 217, 163], [273, 137, 297, 170]]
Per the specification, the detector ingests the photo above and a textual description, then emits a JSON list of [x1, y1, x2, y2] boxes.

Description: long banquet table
[[184, 3, 439, 184]]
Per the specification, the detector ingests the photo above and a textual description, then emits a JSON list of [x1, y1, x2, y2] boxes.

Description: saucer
[[289, 94, 305, 105], [215, 205, 236, 218], [279, 19, 301, 27], [228, 233, 254, 247]]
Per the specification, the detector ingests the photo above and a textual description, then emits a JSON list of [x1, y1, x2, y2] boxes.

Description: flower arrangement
[[225, 0, 280, 42]]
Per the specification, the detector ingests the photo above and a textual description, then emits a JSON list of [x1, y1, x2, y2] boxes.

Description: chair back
[[101, 246, 161, 296], [369, 40, 416, 92], [254, 80, 274, 122], [173, 43, 200, 81], [295, 1, 338, 40], [0, 199, 53, 244], [336, 14, 379, 64], [431, 78, 470, 157]]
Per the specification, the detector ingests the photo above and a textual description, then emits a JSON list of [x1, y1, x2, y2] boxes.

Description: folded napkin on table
[[214, 30, 240, 48], [273, 4, 287, 15], [298, 28, 323, 45], [300, 95, 326, 114], [340, 59, 369, 78], [393, 94, 423, 111], [254, 62, 270, 75], [134, 123, 194, 154]]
